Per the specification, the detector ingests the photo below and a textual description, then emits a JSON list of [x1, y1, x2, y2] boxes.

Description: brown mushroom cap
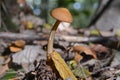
[[14, 40, 25, 48], [50, 8, 73, 23], [10, 46, 22, 53]]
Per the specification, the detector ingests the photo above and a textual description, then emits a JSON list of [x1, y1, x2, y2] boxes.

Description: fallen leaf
[[73, 45, 97, 59], [72, 67, 91, 79], [12, 45, 46, 72], [90, 44, 108, 53], [49, 51, 77, 80], [69, 60, 77, 68], [90, 44, 112, 60], [74, 52, 83, 63]]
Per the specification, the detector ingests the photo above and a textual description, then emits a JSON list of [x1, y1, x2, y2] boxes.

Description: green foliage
[[57, 0, 76, 7], [3, 16, 18, 32], [72, 67, 91, 78], [1, 69, 17, 80]]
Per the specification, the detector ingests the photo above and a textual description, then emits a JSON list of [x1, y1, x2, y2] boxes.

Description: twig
[[0, 32, 120, 50], [1, 18, 9, 32], [0, 8, 1, 28], [0, 32, 48, 40], [88, 0, 114, 27], [92, 64, 120, 75], [79, 63, 87, 80]]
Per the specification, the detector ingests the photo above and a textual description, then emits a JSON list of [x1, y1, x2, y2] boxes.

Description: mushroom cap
[[50, 8, 73, 23], [14, 40, 25, 48]]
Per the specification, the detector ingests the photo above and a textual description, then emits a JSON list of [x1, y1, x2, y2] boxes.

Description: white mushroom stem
[[47, 20, 60, 55]]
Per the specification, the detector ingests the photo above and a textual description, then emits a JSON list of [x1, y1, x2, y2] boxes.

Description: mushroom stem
[[47, 20, 60, 55]]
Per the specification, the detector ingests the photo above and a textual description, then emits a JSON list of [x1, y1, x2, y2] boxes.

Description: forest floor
[[0, 27, 120, 80]]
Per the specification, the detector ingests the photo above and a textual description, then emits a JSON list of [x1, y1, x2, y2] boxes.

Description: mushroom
[[9, 40, 25, 52], [47, 8, 72, 55], [14, 40, 26, 48]]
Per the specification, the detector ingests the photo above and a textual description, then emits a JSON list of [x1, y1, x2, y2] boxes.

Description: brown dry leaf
[[14, 40, 25, 48], [49, 51, 77, 80], [10, 46, 22, 53], [74, 52, 83, 63], [73, 45, 97, 59], [90, 44, 108, 53]]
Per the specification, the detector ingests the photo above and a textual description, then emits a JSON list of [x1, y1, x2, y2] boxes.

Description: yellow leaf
[[50, 51, 77, 80], [90, 29, 99, 35], [26, 21, 34, 29]]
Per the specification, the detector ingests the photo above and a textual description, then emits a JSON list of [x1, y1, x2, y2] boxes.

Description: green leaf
[[1, 69, 16, 80]]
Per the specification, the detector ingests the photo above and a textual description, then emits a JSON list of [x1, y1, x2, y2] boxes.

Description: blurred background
[[1, 0, 99, 31]]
